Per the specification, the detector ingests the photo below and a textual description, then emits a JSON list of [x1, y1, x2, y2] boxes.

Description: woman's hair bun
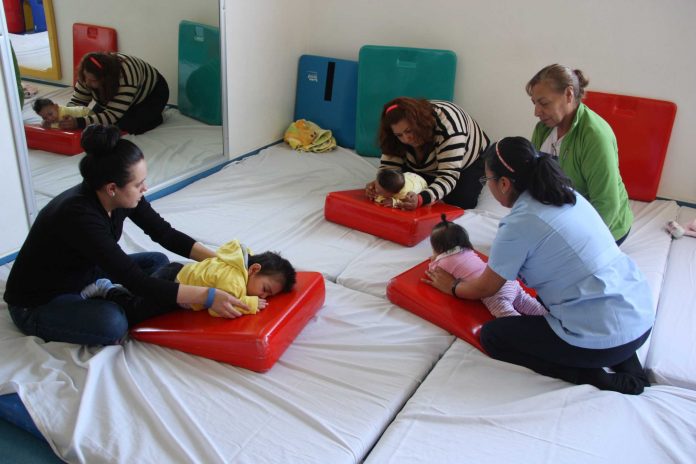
[[81, 124, 121, 155]]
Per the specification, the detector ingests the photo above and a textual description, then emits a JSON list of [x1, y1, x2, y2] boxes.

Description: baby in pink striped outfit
[[428, 216, 547, 318]]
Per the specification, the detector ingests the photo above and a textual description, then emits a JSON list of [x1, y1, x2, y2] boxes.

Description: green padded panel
[[0, 418, 63, 463], [355, 45, 457, 156], [11, 44, 24, 107], [178, 20, 222, 125]]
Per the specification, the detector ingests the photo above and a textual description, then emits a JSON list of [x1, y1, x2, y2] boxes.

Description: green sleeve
[[10, 44, 24, 107], [576, 125, 623, 232], [531, 123, 549, 151]]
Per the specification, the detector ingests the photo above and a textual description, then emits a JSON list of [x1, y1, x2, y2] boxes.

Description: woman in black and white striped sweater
[[366, 97, 490, 210], [59, 52, 169, 135]]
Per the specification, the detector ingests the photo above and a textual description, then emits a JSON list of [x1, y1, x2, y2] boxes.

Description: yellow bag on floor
[[284, 119, 337, 152]]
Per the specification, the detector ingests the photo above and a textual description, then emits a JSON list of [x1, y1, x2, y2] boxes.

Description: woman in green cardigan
[[526, 64, 633, 245]]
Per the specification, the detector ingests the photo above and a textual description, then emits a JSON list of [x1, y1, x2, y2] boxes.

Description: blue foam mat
[[294, 55, 358, 148], [0, 393, 43, 440]]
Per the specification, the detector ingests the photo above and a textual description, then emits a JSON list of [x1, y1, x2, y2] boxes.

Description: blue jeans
[[8, 252, 170, 346]]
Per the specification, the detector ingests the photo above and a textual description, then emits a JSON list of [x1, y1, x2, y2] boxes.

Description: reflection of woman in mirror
[[4, 125, 249, 346], [59, 52, 169, 135]]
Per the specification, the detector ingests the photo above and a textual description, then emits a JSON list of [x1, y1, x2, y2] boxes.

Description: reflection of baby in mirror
[[429, 215, 547, 318], [32, 98, 92, 129], [374, 169, 427, 208]]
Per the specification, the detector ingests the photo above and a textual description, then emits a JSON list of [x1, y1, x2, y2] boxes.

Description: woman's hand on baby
[[398, 192, 419, 210], [422, 267, 456, 295], [377, 197, 394, 207], [58, 116, 78, 130], [210, 289, 248, 318], [365, 181, 377, 200]]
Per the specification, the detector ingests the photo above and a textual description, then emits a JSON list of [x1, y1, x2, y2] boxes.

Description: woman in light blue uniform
[[424, 137, 654, 394]]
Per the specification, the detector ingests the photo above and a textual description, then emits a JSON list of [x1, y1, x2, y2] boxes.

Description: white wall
[[225, 0, 696, 204], [224, 0, 309, 156], [0, 28, 31, 257]]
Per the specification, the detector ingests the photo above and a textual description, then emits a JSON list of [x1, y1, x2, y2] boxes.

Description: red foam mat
[[324, 189, 464, 247], [130, 272, 325, 372], [73, 23, 118, 83], [4, 0, 25, 33], [387, 259, 493, 352], [24, 124, 83, 155], [583, 91, 677, 202]]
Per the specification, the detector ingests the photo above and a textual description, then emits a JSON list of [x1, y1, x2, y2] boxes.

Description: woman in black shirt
[[4, 125, 247, 345]]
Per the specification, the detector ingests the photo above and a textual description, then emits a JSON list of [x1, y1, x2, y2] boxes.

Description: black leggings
[[421, 156, 485, 209], [97, 72, 169, 135], [480, 316, 651, 394], [105, 262, 184, 327], [615, 228, 630, 247]]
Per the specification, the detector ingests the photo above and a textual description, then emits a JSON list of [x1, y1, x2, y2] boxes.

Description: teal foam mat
[[178, 20, 222, 125], [355, 45, 456, 156]]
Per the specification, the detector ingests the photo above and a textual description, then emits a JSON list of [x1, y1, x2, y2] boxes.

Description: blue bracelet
[[205, 287, 215, 308]]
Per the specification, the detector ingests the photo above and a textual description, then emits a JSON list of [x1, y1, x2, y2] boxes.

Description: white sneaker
[[80, 278, 115, 299], [666, 220, 684, 239]]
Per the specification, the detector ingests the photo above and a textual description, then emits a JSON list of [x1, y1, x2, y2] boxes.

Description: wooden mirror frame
[[17, 0, 61, 81]]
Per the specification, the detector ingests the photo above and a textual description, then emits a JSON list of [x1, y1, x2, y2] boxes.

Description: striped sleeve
[[68, 82, 93, 107], [79, 54, 159, 127], [379, 153, 406, 170], [420, 101, 489, 204]]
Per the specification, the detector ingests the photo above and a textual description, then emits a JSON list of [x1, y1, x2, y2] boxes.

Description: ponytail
[[526, 64, 589, 101], [485, 137, 575, 207], [528, 154, 577, 206], [79, 124, 144, 190], [430, 214, 473, 254]]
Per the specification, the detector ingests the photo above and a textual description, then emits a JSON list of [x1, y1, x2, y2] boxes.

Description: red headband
[[385, 104, 398, 114], [89, 56, 103, 69], [495, 143, 515, 173]]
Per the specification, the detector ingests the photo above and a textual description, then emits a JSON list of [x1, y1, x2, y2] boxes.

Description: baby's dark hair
[[248, 251, 296, 293], [32, 98, 55, 114], [376, 169, 406, 194], [430, 214, 473, 254]]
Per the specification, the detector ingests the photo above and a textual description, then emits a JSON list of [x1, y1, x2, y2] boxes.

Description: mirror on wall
[[7, 0, 61, 80], [10, 0, 226, 210]]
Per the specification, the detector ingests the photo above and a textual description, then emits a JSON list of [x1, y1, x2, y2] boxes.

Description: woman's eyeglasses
[[479, 175, 499, 187]]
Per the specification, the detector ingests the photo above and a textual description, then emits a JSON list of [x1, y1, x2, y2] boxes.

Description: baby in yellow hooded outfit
[[33, 98, 92, 129], [175, 240, 296, 316]]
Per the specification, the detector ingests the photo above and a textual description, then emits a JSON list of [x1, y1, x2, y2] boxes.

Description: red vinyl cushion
[[24, 125, 126, 155], [72, 23, 118, 83], [387, 259, 492, 352], [4, 0, 25, 33], [387, 257, 536, 353], [24, 125, 83, 155], [130, 272, 325, 372], [583, 91, 677, 202], [324, 189, 464, 247]]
